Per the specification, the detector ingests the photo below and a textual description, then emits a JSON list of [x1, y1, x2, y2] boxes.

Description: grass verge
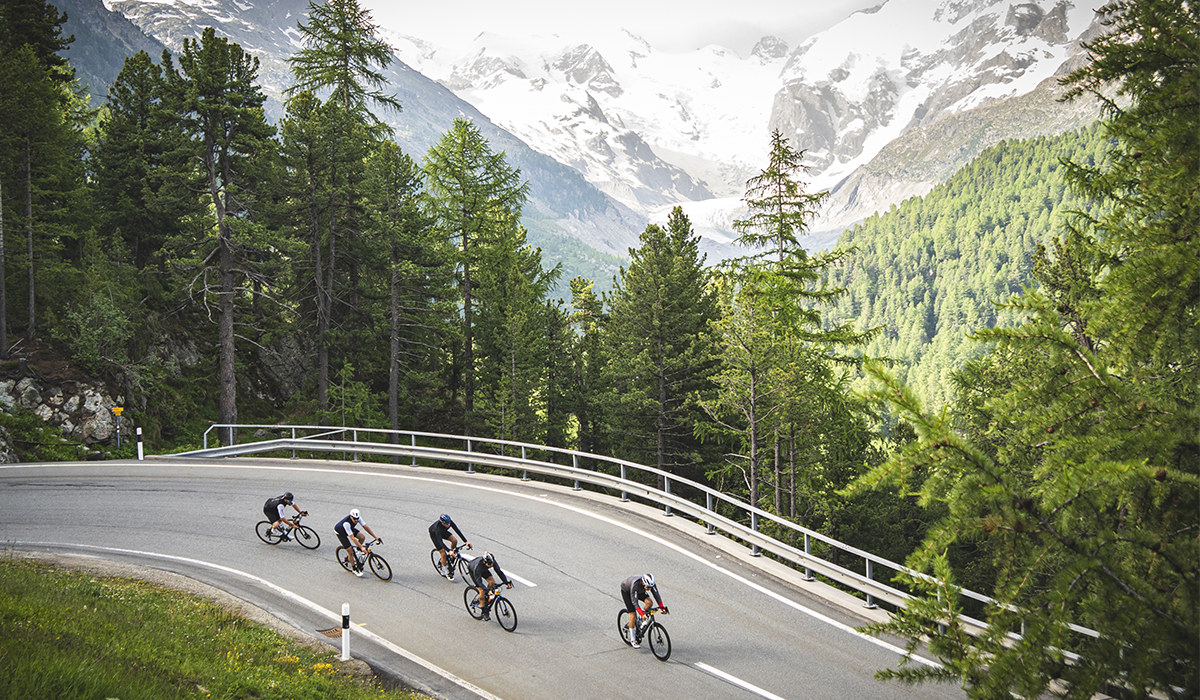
[[0, 557, 425, 699]]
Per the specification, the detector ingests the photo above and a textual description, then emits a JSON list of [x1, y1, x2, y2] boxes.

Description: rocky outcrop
[[0, 378, 124, 444]]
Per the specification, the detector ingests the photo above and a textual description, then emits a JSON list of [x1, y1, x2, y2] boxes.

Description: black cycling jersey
[[468, 556, 510, 588], [429, 518, 466, 550], [263, 495, 290, 521], [621, 575, 663, 613]]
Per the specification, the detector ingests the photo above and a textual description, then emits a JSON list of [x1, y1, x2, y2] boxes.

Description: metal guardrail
[[183, 423, 1099, 646]]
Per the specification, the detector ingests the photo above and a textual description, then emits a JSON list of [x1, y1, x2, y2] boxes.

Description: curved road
[[0, 458, 965, 700]]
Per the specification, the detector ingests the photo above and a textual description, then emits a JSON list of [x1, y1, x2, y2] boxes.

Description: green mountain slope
[[822, 124, 1111, 406]]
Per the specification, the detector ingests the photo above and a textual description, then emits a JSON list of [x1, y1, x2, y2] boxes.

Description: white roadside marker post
[[341, 603, 350, 661]]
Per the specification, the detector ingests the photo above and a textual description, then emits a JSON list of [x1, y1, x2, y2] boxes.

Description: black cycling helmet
[[283, 492, 294, 503], [439, 513, 451, 526], [484, 551, 495, 567]]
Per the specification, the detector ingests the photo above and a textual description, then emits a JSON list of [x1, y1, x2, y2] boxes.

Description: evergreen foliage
[[851, 1, 1199, 696]]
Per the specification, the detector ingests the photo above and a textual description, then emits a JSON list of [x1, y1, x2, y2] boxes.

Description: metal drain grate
[[316, 627, 342, 638]]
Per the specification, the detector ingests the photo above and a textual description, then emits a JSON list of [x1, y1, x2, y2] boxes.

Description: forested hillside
[[823, 125, 1112, 406]]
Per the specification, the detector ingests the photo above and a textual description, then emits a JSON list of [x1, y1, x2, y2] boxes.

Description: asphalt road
[[0, 458, 967, 700]]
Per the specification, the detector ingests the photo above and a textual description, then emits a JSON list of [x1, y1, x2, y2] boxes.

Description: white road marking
[[21, 542, 502, 700], [6, 461, 941, 672], [694, 663, 788, 700]]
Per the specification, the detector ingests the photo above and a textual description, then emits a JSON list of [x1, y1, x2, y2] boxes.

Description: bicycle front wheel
[[456, 556, 471, 579], [616, 610, 634, 646], [647, 622, 671, 661], [369, 553, 392, 582], [464, 587, 485, 619], [495, 597, 518, 632], [294, 525, 320, 550], [256, 521, 283, 545]]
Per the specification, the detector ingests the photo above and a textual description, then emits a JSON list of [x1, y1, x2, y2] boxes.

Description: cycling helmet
[[439, 513, 451, 526], [283, 492, 294, 503], [349, 508, 361, 520], [484, 552, 495, 567], [642, 573, 655, 588]]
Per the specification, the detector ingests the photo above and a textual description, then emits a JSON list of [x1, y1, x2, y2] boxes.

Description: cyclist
[[468, 551, 512, 621], [429, 513, 471, 580], [621, 573, 668, 648], [334, 508, 381, 577], [263, 492, 306, 541]]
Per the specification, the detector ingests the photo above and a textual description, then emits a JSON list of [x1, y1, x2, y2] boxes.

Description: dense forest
[[0, 0, 1195, 696]]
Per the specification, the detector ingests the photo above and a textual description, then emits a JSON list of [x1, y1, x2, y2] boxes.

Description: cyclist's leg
[[431, 529, 449, 569], [620, 584, 638, 637]]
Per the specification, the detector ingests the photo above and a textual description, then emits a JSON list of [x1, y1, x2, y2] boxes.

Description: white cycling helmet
[[349, 508, 361, 520], [642, 573, 655, 588]]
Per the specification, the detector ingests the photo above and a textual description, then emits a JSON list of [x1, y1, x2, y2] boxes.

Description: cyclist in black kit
[[621, 573, 668, 648], [263, 492, 306, 541], [334, 508, 381, 577], [429, 513, 471, 580], [468, 552, 512, 621]]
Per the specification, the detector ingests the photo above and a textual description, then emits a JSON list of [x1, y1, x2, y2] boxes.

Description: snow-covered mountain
[[84, 0, 1104, 262]]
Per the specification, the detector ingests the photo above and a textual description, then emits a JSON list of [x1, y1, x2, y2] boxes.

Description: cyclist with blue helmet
[[621, 573, 667, 648], [468, 551, 512, 621], [429, 513, 470, 580]]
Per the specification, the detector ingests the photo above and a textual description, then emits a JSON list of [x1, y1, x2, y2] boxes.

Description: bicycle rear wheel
[[616, 610, 634, 646], [430, 549, 445, 576], [464, 587, 485, 619], [646, 622, 671, 661], [294, 525, 320, 550], [369, 553, 392, 582], [495, 597, 518, 632], [337, 547, 354, 572], [256, 521, 283, 545]]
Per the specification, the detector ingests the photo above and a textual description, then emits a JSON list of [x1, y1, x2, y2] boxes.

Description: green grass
[[0, 558, 424, 700]]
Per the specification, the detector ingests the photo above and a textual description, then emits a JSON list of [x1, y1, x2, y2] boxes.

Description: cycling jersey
[[621, 575, 663, 613], [468, 556, 510, 589], [429, 517, 467, 550], [263, 495, 290, 522], [333, 513, 364, 549]]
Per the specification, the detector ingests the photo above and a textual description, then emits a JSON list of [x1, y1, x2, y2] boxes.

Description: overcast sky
[[360, 0, 881, 54]]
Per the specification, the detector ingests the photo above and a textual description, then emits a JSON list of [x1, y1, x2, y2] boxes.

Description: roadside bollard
[[136, 427, 144, 460], [341, 603, 350, 661]]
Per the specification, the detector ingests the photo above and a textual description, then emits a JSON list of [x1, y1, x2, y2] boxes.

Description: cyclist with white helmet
[[263, 492, 306, 541], [334, 508, 380, 577], [429, 513, 471, 580], [621, 573, 668, 648], [468, 551, 511, 621]]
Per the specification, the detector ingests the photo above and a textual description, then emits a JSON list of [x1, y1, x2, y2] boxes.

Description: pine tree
[[852, 2, 1199, 696], [603, 207, 718, 485], [160, 28, 277, 445], [424, 119, 529, 436]]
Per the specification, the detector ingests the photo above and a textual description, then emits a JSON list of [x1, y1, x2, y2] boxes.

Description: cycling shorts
[[430, 529, 452, 551]]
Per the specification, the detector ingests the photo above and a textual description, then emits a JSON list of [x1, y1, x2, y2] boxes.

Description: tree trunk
[[22, 146, 35, 343], [388, 241, 399, 439], [0, 175, 7, 361], [461, 211, 474, 436]]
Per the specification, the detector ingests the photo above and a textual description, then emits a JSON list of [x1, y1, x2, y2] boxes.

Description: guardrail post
[[802, 534, 815, 581], [291, 427, 297, 460], [340, 603, 351, 661], [864, 560, 878, 609], [572, 455, 581, 490], [521, 447, 530, 481], [411, 434, 417, 466], [620, 465, 629, 502], [663, 478, 673, 517], [466, 439, 474, 474], [352, 429, 359, 462], [705, 494, 716, 534], [751, 513, 762, 556]]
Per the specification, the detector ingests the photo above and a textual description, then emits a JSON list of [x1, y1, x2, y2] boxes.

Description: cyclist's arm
[[650, 586, 665, 610], [493, 563, 512, 587], [362, 524, 380, 543], [450, 522, 467, 542]]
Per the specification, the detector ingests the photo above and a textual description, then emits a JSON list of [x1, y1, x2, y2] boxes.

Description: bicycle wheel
[[616, 610, 634, 646], [430, 548, 444, 576], [646, 622, 671, 661], [294, 525, 320, 550], [456, 556, 471, 579], [495, 597, 518, 632], [337, 547, 354, 572], [464, 586, 485, 620], [256, 521, 283, 545], [369, 553, 392, 582]]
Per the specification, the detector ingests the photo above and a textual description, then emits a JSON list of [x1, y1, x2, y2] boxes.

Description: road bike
[[617, 606, 671, 661], [255, 512, 320, 549], [430, 543, 472, 580], [464, 583, 518, 632], [336, 539, 392, 582]]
